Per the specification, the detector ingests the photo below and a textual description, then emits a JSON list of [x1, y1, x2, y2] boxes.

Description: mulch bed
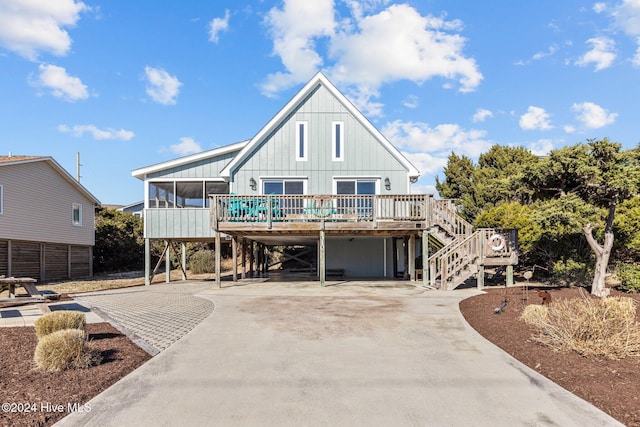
[[459, 286, 640, 427], [0, 323, 151, 427]]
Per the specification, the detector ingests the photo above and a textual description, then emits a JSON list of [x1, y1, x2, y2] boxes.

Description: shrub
[[521, 296, 640, 359], [616, 263, 640, 293], [520, 304, 548, 328], [34, 329, 102, 372], [34, 311, 86, 339], [188, 250, 217, 274], [551, 259, 592, 286]]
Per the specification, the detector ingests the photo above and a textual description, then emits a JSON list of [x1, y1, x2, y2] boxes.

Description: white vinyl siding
[[296, 121, 308, 161], [332, 121, 344, 161], [0, 185, 3, 214], [0, 161, 95, 245]]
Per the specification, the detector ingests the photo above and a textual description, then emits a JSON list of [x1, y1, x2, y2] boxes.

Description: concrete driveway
[[57, 281, 621, 427]]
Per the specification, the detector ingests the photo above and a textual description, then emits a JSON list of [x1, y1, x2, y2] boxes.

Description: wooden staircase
[[427, 200, 517, 290]]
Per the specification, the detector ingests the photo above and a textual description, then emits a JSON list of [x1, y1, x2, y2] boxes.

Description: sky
[[1, 0, 639, 205]]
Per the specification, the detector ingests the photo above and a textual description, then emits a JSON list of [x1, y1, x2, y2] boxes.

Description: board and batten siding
[[232, 85, 409, 195], [147, 151, 238, 179], [0, 161, 95, 246], [144, 208, 214, 239]]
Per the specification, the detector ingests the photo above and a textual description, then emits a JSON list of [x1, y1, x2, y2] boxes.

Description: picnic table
[[1, 277, 41, 299]]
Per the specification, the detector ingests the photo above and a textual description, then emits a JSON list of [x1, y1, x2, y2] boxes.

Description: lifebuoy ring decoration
[[489, 233, 506, 252]]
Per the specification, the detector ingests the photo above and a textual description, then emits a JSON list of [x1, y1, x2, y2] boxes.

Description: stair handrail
[[427, 229, 484, 289], [429, 199, 473, 237]]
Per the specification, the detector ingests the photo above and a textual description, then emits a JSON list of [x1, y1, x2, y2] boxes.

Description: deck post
[[506, 265, 514, 287], [403, 236, 409, 279], [165, 240, 171, 283], [408, 234, 415, 281], [241, 238, 246, 279], [144, 238, 151, 286], [319, 230, 326, 286], [249, 240, 254, 277], [215, 231, 221, 288], [232, 236, 238, 282], [422, 230, 429, 287], [181, 242, 187, 281], [477, 265, 485, 289]]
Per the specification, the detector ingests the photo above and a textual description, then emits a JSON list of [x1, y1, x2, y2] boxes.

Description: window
[[149, 180, 230, 208], [332, 121, 344, 161], [72, 203, 82, 226], [205, 181, 230, 208], [263, 179, 305, 215], [263, 180, 304, 195], [335, 179, 377, 216], [149, 182, 175, 208], [176, 181, 204, 208], [296, 121, 308, 161]]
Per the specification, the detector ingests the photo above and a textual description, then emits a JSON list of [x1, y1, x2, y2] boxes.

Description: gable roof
[[220, 72, 420, 180], [131, 140, 249, 180], [0, 155, 100, 205]]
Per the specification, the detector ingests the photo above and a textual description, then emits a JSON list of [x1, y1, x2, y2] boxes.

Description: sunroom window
[[149, 180, 229, 208]]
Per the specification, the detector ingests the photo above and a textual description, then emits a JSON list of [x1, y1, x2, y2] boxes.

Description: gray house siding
[[145, 209, 214, 239], [147, 151, 237, 179], [326, 237, 387, 277], [231, 85, 409, 195], [141, 149, 241, 239]]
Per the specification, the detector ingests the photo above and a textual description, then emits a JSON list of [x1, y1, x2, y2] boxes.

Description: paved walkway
[[72, 282, 215, 354], [56, 281, 622, 427]]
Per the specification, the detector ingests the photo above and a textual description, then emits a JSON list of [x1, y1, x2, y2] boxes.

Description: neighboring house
[[0, 155, 100, 281], [133, 72, 517, 287], [117, 201, 144, 219]]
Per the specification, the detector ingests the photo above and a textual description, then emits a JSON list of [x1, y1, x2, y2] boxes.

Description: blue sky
[[1, 0, 639, 205]]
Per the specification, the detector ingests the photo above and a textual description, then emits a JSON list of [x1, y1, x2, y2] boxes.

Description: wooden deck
[[210, 194, 434, 235]]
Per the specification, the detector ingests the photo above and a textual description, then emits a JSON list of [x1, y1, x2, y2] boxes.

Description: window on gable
[[296, 121, 308, 161], [72, 203, 82, 226], [332, 121, 344, 161]]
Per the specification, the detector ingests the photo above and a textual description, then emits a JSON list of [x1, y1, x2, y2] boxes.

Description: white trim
[[332, 121, 344, 161], [332, 176, 381, 195], [131, 140, 248, 180], [295, 121, 308, 161], [72, 203, 82, 226], [260, 177, 308, 195]]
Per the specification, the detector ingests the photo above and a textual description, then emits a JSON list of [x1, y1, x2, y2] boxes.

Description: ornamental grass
[[520, 296, 640, 360]]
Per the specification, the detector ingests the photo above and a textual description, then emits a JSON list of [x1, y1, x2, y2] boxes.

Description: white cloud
[[528, 139, 554, 156], [261, 0, 336, 95], [170, 137, 202, 155], [472, 108, 493, 122], [564, 124, 576, 133], [519, 106, 553, 131], [593, 3, 607, 14], [32, 64, 89, 101], [209, 9, 230, 43], [612, 0, 640, 37], [0, 0, 88, 60], [382, 120, 491, 157], [610, 1, 640, 66], [261, 2, 482, 116], [58, 124, 134, 140], [144, 66, 182, 105], [575, 37, 616, 71], [571, 101, 617, 128], [402, 94, 419, 109]]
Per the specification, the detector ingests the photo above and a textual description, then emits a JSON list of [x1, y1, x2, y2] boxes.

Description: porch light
[[384, 177, 391, 190], [249, 177, 257, 191]]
